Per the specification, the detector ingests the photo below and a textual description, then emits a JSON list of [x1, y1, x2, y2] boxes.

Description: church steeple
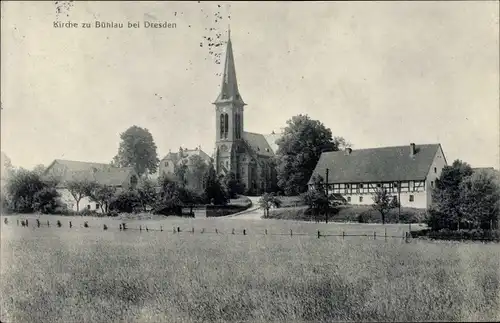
[[214, 28, 245, 105]]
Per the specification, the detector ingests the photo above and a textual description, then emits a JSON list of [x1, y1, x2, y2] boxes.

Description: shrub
[[411, 228, 500, 242], [109, 190, 141, 213], [33, 187, 62, 214]]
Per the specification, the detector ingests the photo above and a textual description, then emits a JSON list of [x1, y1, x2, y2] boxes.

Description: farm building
[[43, 159, 138, 212], [308, 143, 448, 209]]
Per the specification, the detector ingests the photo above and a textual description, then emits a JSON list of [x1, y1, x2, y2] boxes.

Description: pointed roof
[[214, 29, 245, 105]]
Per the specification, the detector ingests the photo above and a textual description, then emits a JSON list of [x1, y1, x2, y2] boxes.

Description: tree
[[427, 160, 474, 230], [32, 164, 46, 175], [459, 169, 500, 230], [275, 114, 344, 196], [112, 126, 160, 177], [88, 184, 117, 213], [136, 178, 158, 212], [372, 188, 399, 224], [259, 192, 282, 218], [203, 160, 228, 205], [222, 172, 244, 199], [33, 187, 62, 214], [109, 189, 140, 213], [187, 155, 208, 191], [174, 157, 189, 187], [155, 176, 185, 215], [66, 179, 93, 212], [333, 136, 352, 150], [5, 168, 49, 213]]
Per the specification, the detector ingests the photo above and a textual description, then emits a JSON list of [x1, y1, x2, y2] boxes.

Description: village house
[[308, 143, 448, 209], [159, 147, 212, 177], [43, 159, 138, 212]]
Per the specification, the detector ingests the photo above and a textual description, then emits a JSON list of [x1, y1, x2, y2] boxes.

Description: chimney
[[410, 143, 416, 156], [345, 148, 352, 156]]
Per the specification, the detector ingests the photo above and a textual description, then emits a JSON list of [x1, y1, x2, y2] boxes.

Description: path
[[225, 196, 265, 220]]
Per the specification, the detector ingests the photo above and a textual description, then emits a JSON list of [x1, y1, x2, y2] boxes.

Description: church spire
[[214, 28, 245, 105]]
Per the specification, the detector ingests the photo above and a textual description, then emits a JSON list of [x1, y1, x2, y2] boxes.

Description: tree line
[[0, 159, 230, 216]]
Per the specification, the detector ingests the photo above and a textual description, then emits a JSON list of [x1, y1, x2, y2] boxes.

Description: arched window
[[224, 113, 229, 138], [220, 114, 224, 139], [234, 113, 239, 139]]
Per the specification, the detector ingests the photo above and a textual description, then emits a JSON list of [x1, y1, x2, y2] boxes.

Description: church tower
[[214, 29, 246, 178]]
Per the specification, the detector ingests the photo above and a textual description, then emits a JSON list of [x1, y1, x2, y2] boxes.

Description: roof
[[161, 148, 211, 164], [308, 144, 443, 184], [243, 132, 275, 157], [44, 159, 135, 187], [263, 132, 282, 154]]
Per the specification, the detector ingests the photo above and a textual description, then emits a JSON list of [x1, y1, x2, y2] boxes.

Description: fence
[[4, 217, 415, 242], [4, 218, 498, 242]]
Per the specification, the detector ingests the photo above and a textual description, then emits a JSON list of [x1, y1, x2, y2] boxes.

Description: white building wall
[[326, 180, 428, 209], [57, 188, 101, 213], [335, 190, 427, 209], [424, 146, 448, 208]]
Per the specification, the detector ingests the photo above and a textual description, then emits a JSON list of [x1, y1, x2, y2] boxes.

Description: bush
[[33, 187, 62, 214], [411, 228, 500, 242], [109, 190, 141, 213]]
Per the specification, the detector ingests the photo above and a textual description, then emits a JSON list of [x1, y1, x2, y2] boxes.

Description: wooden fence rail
[[5, 219, 499, 242]]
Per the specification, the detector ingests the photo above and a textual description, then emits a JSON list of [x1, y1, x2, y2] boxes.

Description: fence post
[[318, 230, 321, 239]]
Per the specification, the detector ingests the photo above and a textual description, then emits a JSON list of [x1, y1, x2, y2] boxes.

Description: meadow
[[1, 214, 499, 323]]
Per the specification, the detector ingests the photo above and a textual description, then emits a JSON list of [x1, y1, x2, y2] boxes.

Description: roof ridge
[[324, 143, 440, 153]]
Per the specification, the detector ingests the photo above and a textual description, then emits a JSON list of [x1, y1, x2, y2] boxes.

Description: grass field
[[267, 204, 427, 223], [1, 214, 500, 322]]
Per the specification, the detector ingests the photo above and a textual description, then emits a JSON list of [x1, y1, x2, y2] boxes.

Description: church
[[213, 31, 281, 194]]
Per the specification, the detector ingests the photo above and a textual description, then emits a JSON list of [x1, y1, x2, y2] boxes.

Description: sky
[[1, 1, 499, 170]]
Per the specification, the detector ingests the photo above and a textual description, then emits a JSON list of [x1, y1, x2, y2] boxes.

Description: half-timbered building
[[308, 143, 447, 209]]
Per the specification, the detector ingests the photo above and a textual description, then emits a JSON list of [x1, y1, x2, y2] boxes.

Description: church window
[[224, 114, 229, 138], [220, 114, 225, 139]]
